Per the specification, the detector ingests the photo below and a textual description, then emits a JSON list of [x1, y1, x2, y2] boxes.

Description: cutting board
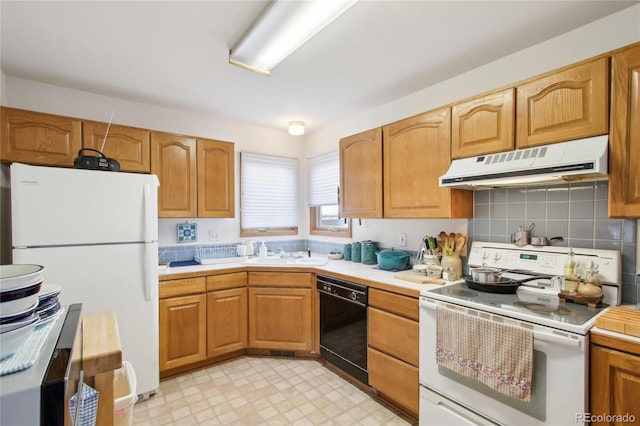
[[595, 306, 640, 337], [394, 270, 445, 285]]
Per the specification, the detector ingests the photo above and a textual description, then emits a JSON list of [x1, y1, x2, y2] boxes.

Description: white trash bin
[[114, 361, 138, 426]]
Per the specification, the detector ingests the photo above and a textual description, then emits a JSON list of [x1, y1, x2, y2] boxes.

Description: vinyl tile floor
[[132, 357, 412, 425]]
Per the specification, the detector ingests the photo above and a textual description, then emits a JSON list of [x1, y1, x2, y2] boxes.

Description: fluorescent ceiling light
[[230, 0, 357, 76], [288, 121, 305, 135]]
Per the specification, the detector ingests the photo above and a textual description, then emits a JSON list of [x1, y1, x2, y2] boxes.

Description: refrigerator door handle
[[143, 183, 153, 242], [144, 244, 154, 302]]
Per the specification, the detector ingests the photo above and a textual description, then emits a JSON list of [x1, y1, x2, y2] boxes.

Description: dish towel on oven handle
[[436, 304, 533, 401]]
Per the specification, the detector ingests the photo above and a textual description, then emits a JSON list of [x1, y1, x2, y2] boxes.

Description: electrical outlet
[[209, 230, 220, 241], [399, 233, 407, 247]]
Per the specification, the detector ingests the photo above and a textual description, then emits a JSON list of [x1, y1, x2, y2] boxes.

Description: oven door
[[419, 297, 587, 426]]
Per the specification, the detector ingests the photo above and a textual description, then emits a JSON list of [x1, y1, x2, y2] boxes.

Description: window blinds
[[241, 151, 299, 228], [308, 151, 339, 206]]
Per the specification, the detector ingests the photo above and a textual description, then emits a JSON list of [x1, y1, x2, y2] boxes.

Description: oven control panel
[[468, 242, 621, 283]]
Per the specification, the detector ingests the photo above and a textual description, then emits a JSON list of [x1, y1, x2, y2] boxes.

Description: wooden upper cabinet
[[151, 132, 197, 217], [516, 57, 609, 148], [609, 43, 640, 218], [0, 107, 81, 167], [82, 121, 150, 173], [197, 138, 235, 218], [339, 128, 383, 218], [451, 88, 515, 158], [383, 107, 473, 218]]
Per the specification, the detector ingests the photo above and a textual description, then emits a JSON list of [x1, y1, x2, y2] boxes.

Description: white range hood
[[439, 135, 608, 189]]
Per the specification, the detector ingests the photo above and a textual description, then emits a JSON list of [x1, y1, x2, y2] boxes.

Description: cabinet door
[[590, 345, 640, 425], [151, 132, 197, 217], [83, 121, 150, 173], [608, 43, 640, 217], [368, 347, 418, 419], [383, 107, 473, 218], [197, 138, 235, 218], [339, 128, 383, 218], [207, 287, 247, 357], [516, 57, 609, 148], [0, 107, 81, 167], [159, 293, 207, 371], [451, 88, 515, 158], [368, 307, 418, 366], [248, 287, 312, 351]]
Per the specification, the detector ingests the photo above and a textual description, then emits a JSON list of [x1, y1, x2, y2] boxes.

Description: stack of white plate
[[0, 264, 44, 360], [36, 284, 62, 324]]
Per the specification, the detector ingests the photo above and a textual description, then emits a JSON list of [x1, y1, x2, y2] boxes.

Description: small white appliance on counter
[[419, 241, 621, 425], [10, 163, 160, 397]]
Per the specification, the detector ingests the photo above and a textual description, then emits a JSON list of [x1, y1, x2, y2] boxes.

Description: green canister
[[343, 243, 352, 261], [351, 242, 361, 262], [361, 240, 377, 264]]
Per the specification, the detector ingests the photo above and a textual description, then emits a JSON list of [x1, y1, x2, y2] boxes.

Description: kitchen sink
[[242, 256, 329, 266]]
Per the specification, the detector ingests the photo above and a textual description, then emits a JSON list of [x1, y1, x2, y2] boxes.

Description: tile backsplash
[[467, 181, 639, 305]]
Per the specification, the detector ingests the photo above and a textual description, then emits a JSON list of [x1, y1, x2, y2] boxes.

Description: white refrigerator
[[10, 163, 160, 396]]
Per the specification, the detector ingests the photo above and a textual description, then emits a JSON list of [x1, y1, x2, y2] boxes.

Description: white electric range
[[419, 241, 621, 425]]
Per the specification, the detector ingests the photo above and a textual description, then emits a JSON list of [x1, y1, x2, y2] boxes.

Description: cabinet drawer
[[368, 347, 418, 418], [248, 272, 313, 288], [369, 288, 418, 321], [207, 272, 247, 291], [369, 307, 418, 366], [159, 277, 206, 299]]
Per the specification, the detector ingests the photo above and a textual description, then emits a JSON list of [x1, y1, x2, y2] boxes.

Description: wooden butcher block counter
[[66, 311, 123, 426]]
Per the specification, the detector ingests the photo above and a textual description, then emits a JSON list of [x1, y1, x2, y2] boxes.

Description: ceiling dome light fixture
[[289, 121, 305, 136], [229, 1, 358, 76]]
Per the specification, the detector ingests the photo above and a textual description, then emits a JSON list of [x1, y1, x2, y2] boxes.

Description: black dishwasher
[[317, 275, 368, 384]]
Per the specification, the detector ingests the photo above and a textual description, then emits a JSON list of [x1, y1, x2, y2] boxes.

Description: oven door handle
[[532, 330, 583, 349], [419, 298, 438, 310]]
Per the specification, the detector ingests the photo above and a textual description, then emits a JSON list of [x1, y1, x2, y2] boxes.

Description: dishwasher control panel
[[316, 275, 367, 306]]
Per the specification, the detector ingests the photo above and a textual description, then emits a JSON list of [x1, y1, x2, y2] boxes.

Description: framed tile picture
[[177, 223, 197, 243]]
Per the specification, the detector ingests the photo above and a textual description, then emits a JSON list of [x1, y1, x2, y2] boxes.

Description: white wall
[[3, 4, 639, 252], [305, 4, 640, 251]]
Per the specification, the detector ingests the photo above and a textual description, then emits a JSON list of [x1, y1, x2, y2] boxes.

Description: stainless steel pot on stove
[[469, 266, 503, 283], [530, 236, 563, 246]]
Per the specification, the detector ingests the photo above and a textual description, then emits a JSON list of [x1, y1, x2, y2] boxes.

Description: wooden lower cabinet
[[369, 307, 418, 366], [248, 287, 313, 351], [368, 347, 419, 418], [590, 333, 640, 425], [159, 293, 207, 371], [207, 287, 247, 357], [367, 288, 419, 419]]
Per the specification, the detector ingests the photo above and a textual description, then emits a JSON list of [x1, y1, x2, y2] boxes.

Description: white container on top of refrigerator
[[10, 163, 160, 397]]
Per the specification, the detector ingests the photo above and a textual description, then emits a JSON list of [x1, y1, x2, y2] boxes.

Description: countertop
[[159, 256, 455, 297]]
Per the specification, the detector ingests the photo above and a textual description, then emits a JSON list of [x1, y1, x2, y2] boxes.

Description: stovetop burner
[[444, 287, 478, 298], [513, 301, 571, 315]]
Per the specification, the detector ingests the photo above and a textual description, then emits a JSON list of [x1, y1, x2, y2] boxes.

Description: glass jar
[[440, 253, 462, 280]]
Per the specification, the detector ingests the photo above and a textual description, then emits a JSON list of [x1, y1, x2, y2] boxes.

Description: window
[[308, 151, 350, 237], [240, 151, 299, 236]]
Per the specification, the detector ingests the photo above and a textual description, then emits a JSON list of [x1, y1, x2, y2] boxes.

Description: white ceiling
[[1, 1, 637, 134]]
